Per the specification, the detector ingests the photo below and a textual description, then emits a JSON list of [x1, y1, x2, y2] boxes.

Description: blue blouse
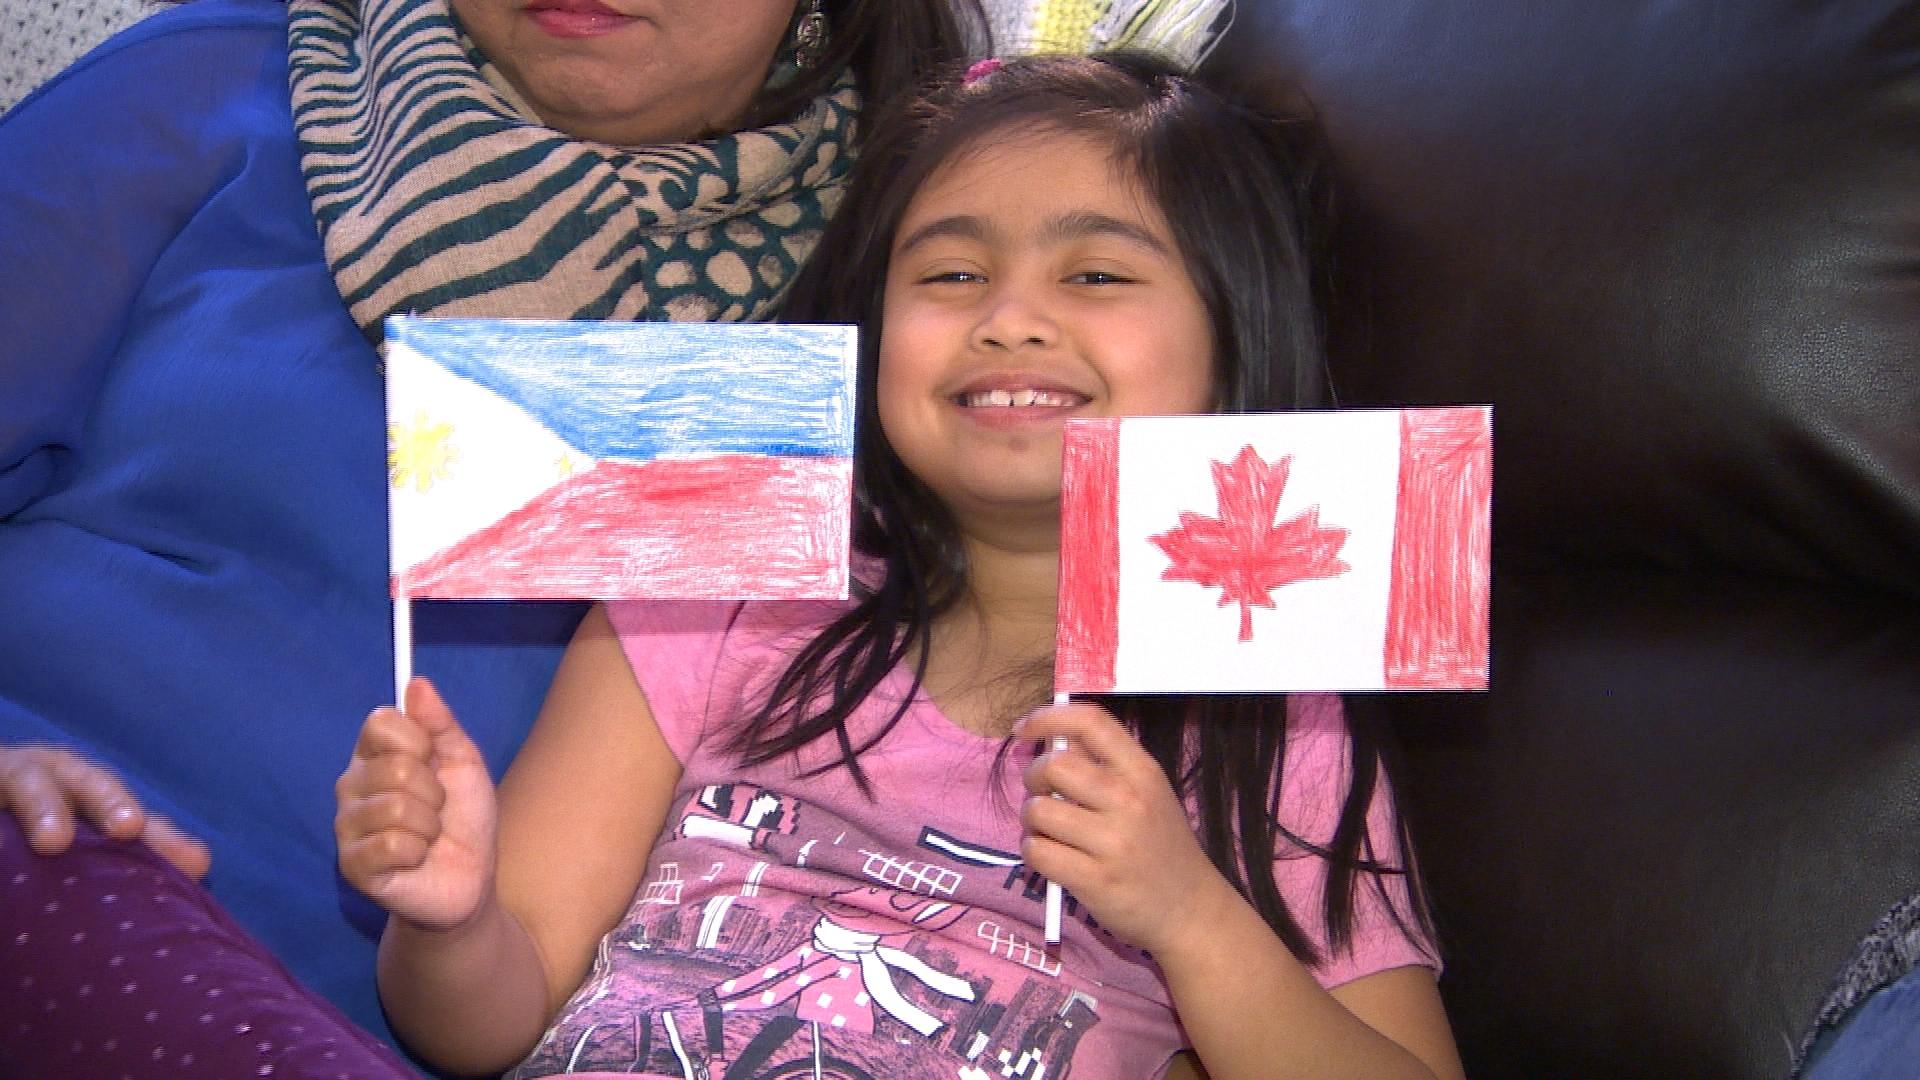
[[0, 0, 581, 1046]]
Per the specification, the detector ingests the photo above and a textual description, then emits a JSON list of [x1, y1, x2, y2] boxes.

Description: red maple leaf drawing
[[1149, 445, 1351, 642]]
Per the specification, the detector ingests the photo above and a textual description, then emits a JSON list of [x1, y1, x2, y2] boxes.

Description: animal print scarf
[[287, 0, 858, 337]]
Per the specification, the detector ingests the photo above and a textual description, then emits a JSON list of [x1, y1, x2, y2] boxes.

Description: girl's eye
[[920, 269, 985, 285], [1068, 270, 1134, 285]]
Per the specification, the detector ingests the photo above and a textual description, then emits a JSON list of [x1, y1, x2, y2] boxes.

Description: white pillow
[[1, 0, 165, 114]]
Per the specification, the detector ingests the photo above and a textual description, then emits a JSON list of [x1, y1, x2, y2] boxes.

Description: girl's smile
[[949, 373, 1092, 430], [877, 129, 1215, 532]]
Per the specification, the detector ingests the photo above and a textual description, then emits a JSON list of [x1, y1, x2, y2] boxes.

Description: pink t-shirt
[[508, 597, 1435, 1080]]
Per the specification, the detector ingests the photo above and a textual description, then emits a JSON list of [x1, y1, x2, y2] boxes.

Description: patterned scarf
[[287, 0, 858, 337]]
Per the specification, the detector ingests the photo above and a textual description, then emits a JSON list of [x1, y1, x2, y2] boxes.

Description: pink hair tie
[[963, 58, 1003, 87]]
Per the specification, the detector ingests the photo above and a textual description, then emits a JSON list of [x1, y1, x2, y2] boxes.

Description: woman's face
[[451, 0, 801, 145]]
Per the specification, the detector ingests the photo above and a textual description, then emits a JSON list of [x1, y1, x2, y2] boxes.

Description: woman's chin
[[507, 66, 708, 145]]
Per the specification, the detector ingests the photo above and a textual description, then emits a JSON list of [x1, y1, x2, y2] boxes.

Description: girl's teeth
[[964, 389, 1075, 407]]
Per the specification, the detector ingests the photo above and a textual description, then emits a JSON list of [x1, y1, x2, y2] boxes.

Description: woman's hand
[[335, 678, 498, 932], [0, 744, 210, 880], [1017, 702, 1233, 956]]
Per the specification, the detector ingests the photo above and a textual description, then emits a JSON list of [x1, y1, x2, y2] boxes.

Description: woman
[[0, 0, 974, 1051]]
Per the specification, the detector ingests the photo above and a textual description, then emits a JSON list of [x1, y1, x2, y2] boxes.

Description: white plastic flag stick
[[392, 572, 412, 709], [1044, 692, 1069, 945]]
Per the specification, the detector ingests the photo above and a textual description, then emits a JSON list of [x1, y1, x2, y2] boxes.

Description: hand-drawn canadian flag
[[385, 317, 855, 601], [1056, 408, 1492, 694]]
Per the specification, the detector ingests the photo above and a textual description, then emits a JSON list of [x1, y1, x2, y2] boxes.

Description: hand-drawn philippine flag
[[1056, 408, 1492, 694], [385, 317, 856, 600]]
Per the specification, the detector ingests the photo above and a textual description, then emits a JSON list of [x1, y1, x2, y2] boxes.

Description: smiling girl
[[335, 53, 1466, 1080]]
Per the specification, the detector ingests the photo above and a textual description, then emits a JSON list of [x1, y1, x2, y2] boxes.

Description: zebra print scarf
[[287, 0, 858, 338]]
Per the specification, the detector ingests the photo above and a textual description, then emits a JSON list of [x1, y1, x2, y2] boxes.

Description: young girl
[[335, 53, 1465, 1080]]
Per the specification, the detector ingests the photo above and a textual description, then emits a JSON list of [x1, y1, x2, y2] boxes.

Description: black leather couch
[[1210, 2, 1920, 1078]]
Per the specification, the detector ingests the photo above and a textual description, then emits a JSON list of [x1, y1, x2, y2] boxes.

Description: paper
[[1056, 408, 1492, 694], [386, 317, 856, 601]]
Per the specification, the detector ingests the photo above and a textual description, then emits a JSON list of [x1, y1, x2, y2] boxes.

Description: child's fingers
[[336, 737, 448, 833], [1023, 745, 1124, 810], [1019, 704, 1161, 810], [339, 791, 443, 850], [335, 739, 448, 881], [357, 745, 449, 809], [353, 704, 433, 763], [1018, 704, 1149, 775], [335, 783, 445, 878], [403, 678, 485, 769], [1021, 792, 1108, 859], [339, 826, 433, 884], [338, 749, 446, 831], [1020, 826, 1103, 891]]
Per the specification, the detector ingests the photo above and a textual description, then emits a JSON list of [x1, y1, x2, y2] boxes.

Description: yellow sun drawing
[[388, 410, 459, 494]]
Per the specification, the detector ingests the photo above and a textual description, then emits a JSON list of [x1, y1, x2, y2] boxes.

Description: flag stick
[[393, 572, 412, 709], [1045, 692, 1068, 945]]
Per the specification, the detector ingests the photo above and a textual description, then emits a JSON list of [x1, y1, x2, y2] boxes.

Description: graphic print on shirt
[[508, 783, 1109, 1080]]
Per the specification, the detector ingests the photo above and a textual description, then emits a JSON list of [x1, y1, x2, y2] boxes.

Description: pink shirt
[[508, 597, 1435, 1080]]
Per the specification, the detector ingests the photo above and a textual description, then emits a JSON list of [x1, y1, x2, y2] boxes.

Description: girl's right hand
[[1, 744, 211, 880], [335, 678, 498, 931]]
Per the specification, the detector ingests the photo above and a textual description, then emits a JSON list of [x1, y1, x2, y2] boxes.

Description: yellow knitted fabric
[[1030, 0, 1103, 53]]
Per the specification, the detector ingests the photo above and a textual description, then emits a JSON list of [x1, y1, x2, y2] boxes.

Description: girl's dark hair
[[746, 0, 987, 130], [769, 52, 1432, 968]]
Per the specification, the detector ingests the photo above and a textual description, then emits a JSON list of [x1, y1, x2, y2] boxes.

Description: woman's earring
[[793, 0, 829, 71]]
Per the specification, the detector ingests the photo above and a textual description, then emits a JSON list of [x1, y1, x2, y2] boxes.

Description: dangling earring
[[793, 0, 830, 71]]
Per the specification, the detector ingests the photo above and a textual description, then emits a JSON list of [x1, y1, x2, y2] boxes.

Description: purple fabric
[[0, 816, 419, 1079]]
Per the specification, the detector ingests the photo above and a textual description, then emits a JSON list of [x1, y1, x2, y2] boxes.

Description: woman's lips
[[524, 0, 634, 38]]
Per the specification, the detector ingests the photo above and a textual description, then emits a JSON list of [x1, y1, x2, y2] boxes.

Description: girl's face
[[451, 0, 797, 145], [878, 131, 1215, 535]]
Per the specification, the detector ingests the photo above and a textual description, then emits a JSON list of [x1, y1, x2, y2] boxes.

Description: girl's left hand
[[1018, 703, 1230, 956]]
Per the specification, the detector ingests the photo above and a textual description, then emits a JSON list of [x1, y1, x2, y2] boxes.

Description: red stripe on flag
[[400, 455, 850, 600], [1056, 418, 1121, 694], [1384, 408, 1492, 689]]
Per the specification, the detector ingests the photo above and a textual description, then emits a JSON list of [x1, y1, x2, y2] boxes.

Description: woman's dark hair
[[768, 52, 1431, 968], [746, 0, 987, 130]]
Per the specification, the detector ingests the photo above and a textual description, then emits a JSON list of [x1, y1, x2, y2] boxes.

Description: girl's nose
[[972, 289, 1059, 352]]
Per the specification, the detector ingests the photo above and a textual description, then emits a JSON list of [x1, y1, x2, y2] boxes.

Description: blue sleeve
[[0, 2, 582, 1043], [0, 0, 292, 518]]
